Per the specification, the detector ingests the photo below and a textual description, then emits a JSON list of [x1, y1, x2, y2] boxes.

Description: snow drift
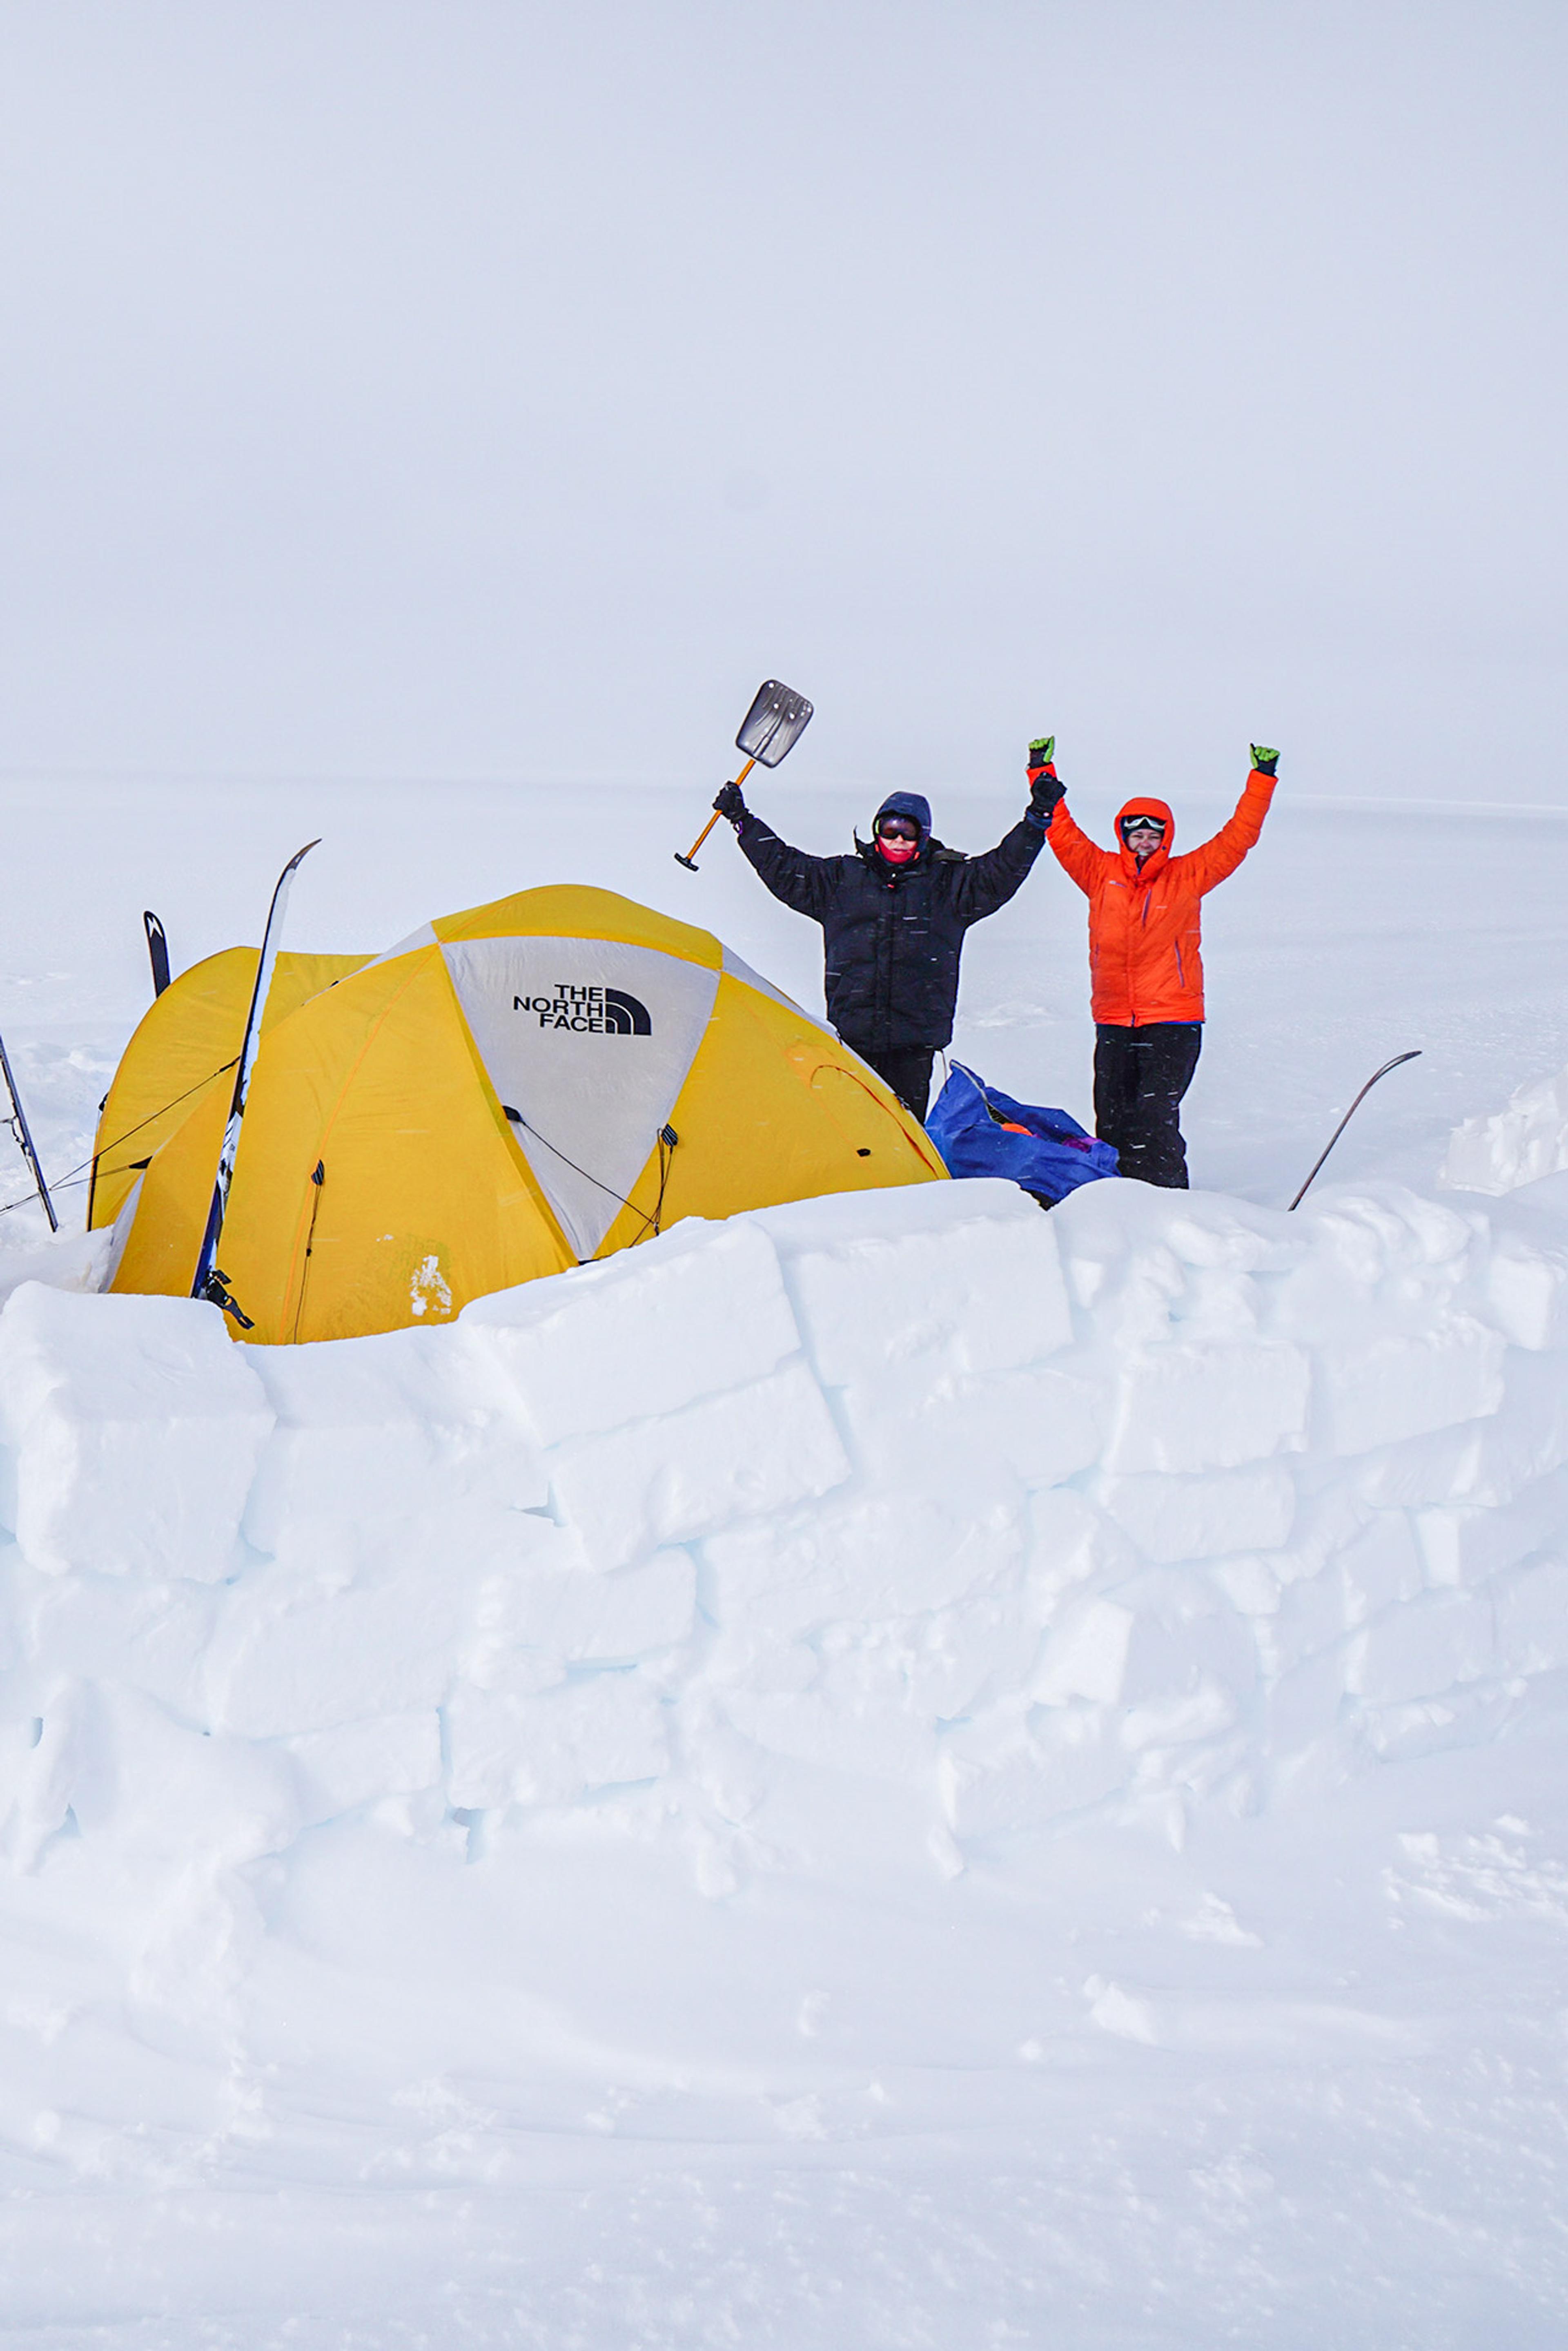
[[1444, 1059, 1568, 1195], [2, 1167, 1565, 1924]]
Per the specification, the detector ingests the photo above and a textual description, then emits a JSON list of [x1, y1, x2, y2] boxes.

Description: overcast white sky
[[1, 1, 1563, 808]]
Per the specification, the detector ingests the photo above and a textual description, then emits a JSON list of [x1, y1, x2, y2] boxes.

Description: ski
[[0, 1031, 58, 1233], [144, 911, 171, 998], [1288, 1051, 1421, 1210], [190, 840, 320, 1324]]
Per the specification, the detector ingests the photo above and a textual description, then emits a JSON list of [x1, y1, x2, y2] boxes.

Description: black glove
[[1028, 773, 1065, 826], [1027, 738, 1064, 826], [1250, 743, 1279, 778], [713, 780, 747, 822]]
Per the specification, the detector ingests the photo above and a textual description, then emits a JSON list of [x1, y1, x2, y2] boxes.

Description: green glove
[[1028, 735, 1055, 772], [1250, 743, 1279, 777]]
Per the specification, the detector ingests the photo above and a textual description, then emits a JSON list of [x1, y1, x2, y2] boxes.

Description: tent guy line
[[502, 1104, 679, 1247]]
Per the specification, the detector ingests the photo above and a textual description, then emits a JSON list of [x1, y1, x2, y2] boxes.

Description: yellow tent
[[93, 885, 947, 1343], [89, 946, 371, 1234]]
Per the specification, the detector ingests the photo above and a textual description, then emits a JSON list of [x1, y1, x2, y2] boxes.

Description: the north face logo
[[512, 984, 652, 1035]]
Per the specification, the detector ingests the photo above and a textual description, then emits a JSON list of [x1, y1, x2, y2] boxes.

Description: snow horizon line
[[1, 766, 1566, 823]]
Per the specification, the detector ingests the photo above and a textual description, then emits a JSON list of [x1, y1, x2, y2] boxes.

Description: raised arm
[[946, 815, 1048, 922], [1180, 753, 1278, 894], [1044, 798, 1113, 894], [733, 808, 838, 920]]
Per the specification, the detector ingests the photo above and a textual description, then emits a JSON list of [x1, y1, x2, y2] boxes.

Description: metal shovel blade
[[737, 679, 813, 767]]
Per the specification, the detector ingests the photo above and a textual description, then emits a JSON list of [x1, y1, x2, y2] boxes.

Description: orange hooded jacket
[[1047, 770, 1276, 1026]]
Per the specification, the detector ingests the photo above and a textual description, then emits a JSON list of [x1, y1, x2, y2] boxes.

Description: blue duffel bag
[[925, 1061, 1119, 1205]]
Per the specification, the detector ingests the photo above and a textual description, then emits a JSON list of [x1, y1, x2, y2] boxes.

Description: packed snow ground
[[2, 774, 1568, 2347]]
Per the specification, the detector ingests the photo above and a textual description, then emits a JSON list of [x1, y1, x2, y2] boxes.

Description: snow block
[[244, 1325, 551, 1551], [21, 1573, 220, 1713], [287, 1710, 443, 1820], [1033, 1598, 1135, 1706], [704, 1485, 1025, 1638], [1316, 1319, 1506, 1455], [445, 1671, 669, 1809], [1109, 1573, 1258, 1715], [1120, 1675, 1238, 1757], [1096, 1462, 1296, 1564], [1053, 1176, 1301, 1282], [1262, 1646, 1348, 1758], [205, 1564, 474, 1738], [6, 1680, 301, 1883], [465, 1548, 696, 1673], [1361, 1681, 1517, 1762], [1484, 1231, 1568, 1349], [1255, 1564, 1353, 1678], [785, 1204, 1072, 1386], [1103, 1341, 1309, 1473], [1350, 1421, 1486, 1511], [1457, 1349, 1568, 1506], [722, 1679, 936, 1780], [1495, 1557, 1568, 1678], [839, 1360, 1101, 1492], [548, 1361, 851, 1568], [461, 1219, 802, 1445], [1415, 1464, 1568, 1588], [0, 1287, 274, 1582], [1, 1675, 89, 1871], [1347, 1590, 1497, 1708], [1027, 1486, 1137, 1604], [1336, 1512, 1424, 1625], [1443, 1064, 1568, 1195]]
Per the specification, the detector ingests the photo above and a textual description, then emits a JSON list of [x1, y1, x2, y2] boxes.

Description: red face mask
[[876, 827, 920, 865]]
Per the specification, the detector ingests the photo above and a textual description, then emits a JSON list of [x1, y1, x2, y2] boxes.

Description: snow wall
[[3, 1166, 1568, 1938], [1444, 1059, 1568, 1194]]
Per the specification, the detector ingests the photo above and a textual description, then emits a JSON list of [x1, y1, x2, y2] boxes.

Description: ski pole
[[0, 1032, 58, 1232], [675, 757, 757, 872], [1287, 1051, 1421, 1210]]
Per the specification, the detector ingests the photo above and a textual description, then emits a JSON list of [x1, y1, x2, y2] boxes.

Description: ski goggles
[[875, 816, 921, 841], [1118, 812, 1167, 842]]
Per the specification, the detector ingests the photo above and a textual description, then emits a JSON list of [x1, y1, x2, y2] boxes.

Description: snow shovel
[[675, 679, 814, 871], [1287, 1051, 1421, 1209]]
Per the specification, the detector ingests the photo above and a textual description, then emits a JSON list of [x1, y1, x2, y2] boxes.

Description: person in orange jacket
[[1033, 738, 1278, 1187]]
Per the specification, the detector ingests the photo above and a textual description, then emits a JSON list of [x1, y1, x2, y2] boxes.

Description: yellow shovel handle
[[676, 757, 757, 867]]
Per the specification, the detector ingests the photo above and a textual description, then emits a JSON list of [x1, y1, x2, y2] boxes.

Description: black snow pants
[[844, 1040, 938, 1123], [1094, 1022, 1203, 1188]]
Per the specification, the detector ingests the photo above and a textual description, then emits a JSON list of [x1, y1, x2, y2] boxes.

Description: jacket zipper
[[1129, 882, 1152, 1026]]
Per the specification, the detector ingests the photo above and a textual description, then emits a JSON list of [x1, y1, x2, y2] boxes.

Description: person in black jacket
[[711, 757, 1062, 1121]]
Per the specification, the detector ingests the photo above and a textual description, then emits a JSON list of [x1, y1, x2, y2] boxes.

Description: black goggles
[[876, 816, 920, 841]]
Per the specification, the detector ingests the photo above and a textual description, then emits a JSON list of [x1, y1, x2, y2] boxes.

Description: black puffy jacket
[[735, 798, 1047, 1051]]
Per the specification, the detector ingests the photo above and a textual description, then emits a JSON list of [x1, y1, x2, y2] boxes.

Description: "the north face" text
[[512, 984, 652, 1035]]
